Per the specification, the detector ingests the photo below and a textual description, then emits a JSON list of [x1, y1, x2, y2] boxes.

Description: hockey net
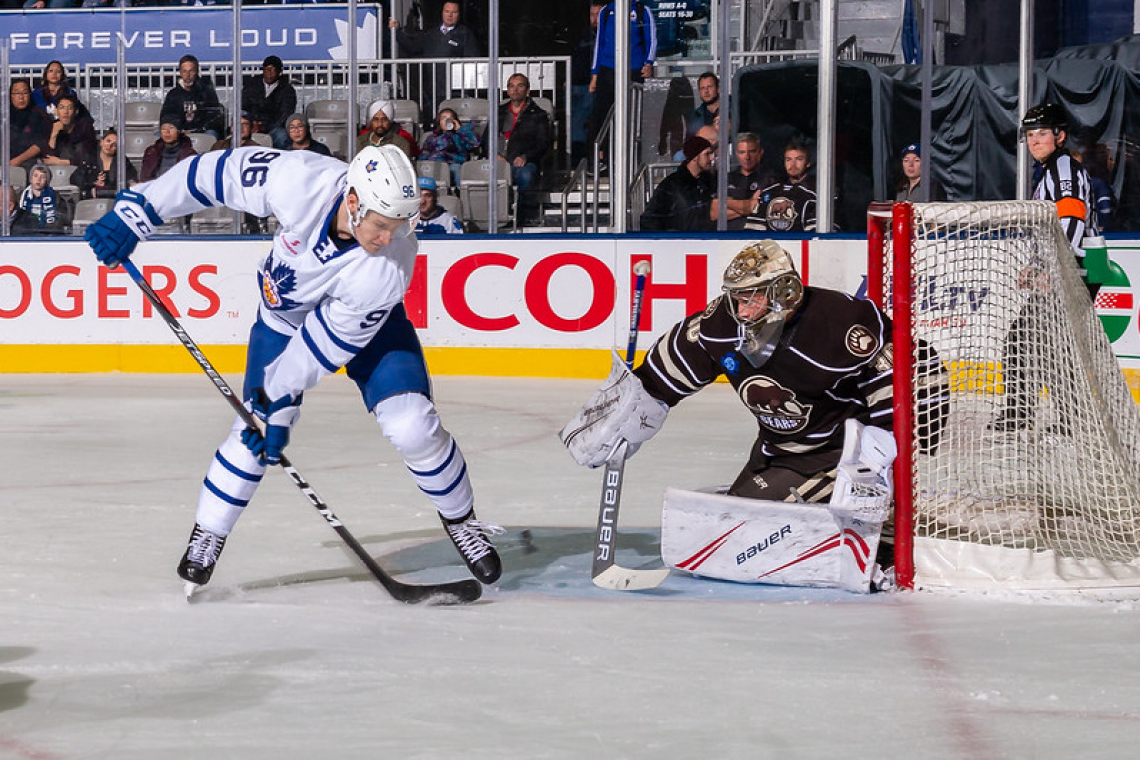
[[868, 201, 1140, 593]]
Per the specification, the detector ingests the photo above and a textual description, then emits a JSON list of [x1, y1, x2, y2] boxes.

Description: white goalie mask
[[722, 241, 804, 328], [345, 145, 420, 229]]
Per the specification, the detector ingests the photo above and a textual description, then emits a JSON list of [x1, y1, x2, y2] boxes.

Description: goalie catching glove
[[830, 419, 897, 523], [240, 388, 302, 466], [85, 190, 164, 268], [559, 351, 669, 468]]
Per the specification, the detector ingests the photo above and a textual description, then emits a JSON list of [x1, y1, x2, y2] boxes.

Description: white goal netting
[[876, 201, 1140, 591]]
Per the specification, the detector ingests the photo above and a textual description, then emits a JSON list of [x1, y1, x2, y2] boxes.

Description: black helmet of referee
[[1020, 103, 1068, 138]]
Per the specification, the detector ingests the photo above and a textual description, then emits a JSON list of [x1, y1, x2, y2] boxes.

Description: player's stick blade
[[184, 581, 202, 600], [592, 564, 671, 591], [388, 577, 483, 605]]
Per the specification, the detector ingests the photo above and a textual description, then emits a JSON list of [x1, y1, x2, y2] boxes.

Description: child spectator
[[420, 107, 482, 188], [19, 163, 62, 231], [415, 177, 464, 235]]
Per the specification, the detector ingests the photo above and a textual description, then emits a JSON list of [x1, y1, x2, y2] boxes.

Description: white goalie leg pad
[[196, 416, 268, 536], [558, 350, 669, 468], [660, 487, 884, 593], [830, 419, 897, 524], [375, 393, 473, 519]]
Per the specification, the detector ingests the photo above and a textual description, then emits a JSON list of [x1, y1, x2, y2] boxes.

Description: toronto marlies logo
[[738, 375, 812, 433], [257, 255, 301, 311]]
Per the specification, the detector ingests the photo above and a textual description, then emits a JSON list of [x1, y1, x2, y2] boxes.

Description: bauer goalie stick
[[591, 260, 671, 591], [120, 260, 482, 605]]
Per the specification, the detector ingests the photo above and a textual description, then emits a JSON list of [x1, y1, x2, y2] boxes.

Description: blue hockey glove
[[241, 388, 302, 466], [85, 189, 164, 268]]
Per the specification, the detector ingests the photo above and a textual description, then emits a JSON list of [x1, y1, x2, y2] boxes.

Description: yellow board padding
[[0, 344, 633, 379], [943, 360, 1140, 404]]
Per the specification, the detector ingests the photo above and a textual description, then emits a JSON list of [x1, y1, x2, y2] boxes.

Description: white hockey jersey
[[135, 147, 419, 403]]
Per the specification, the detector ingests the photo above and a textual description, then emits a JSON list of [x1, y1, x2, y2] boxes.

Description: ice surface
[[2, 374, 1139, 759]]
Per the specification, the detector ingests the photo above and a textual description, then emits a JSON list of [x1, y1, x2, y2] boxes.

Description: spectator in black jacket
[[43, 93, 98, 168], [161, 54, 224, 140], [70, 128, 139, 200], [242, 55, 297, 150], [640, 134, 716, 231], [389, 0, 481, 126], [498, 74, 549, 196], [9, 78, 51, 171]]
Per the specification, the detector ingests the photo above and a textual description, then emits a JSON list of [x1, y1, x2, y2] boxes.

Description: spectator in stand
[[420, 106, 482, 189], [18, 164, 62, 232], [4, 184, 41, 235], [210, 113, 258, 152], [10, 78, 51, 171], [746, 140, 818, 232], [71, 128, 138, 200], [498, 73, 550, 214], [140, 118, 197, 183], [713, 132, 778, 231], [242, 55, 297, 150], [1081, 142, 1116, 232], [31, 60, 86, 121], [284, 114, 331, 156], [389, 0, 481, 127], [415, 177, 464, 235], [357, 100, 414, 159], [161, 54, 225, 140], [687, 72, 721, 137], [571, 1, 604, 163], [640, 134, 715, 232], [589, 0, 656, 160], [894, 143, 946, 202], [43, 94, 98, 168]]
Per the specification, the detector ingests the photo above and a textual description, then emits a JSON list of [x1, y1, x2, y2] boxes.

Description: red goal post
[[867, 201, 1140, 595]]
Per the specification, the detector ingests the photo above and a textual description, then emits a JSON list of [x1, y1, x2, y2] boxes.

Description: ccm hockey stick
[[591, 260, 671, 591], [120, 260, 482, 605]]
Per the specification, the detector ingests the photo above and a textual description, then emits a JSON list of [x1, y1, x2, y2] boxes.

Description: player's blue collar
[[323, 197, 359, 253]]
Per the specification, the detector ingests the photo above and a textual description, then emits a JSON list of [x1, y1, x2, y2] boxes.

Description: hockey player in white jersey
[[84, 144, 502, 591]]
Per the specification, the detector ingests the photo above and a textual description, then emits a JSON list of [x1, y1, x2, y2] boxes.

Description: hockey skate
[[177, 523, 227, 597], [440, 509, 504, 584]]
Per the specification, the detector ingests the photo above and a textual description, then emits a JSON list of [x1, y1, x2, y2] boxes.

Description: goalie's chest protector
[[698, 288, 887, 445]]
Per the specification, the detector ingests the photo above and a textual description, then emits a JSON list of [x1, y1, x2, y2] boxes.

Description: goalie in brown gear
[[563, 241, 948, 501]]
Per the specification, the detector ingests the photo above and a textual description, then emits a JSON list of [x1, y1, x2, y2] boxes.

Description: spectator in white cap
[[414, 176, 464, 235], [356, 99, 414, 160], [894, 142, 946, 202]]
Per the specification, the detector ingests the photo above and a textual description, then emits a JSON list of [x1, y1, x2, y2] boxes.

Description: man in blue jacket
[[588, 0, 657, 158]]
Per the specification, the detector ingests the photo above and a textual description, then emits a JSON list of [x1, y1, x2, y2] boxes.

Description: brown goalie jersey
[[633, 287, 894, 472]]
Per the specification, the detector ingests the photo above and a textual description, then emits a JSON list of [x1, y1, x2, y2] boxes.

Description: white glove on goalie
[[830, 419, 897, 523], [558, 350, 669, 468]]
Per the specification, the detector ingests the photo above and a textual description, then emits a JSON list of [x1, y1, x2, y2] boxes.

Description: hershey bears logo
[[738, 375, 811, 434], [845, 324, 878, 357], [763, 196, 799, 232]]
